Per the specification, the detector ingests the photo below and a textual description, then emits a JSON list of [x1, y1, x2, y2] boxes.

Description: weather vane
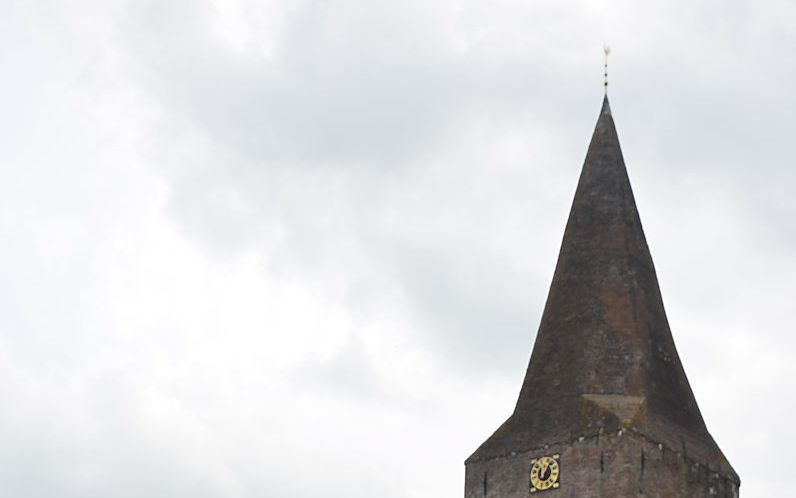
[[603, 44, 611, 92]]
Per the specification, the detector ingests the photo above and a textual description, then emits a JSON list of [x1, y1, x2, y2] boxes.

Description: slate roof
[[467, 96, 737, 482]]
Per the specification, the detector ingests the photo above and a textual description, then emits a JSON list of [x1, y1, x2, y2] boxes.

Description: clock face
[[530, 454, 560, 493]]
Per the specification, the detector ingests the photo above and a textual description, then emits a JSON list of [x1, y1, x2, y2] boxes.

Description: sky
[[1, 0, 794, 496]]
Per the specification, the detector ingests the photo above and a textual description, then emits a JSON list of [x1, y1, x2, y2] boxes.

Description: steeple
[[464, 96, 739, 497]]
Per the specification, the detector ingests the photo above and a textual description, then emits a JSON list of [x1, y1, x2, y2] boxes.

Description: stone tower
[[464, 96, 740, 497]]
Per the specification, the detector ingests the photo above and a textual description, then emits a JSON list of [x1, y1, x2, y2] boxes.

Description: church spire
[[466, 95, 738, 485]]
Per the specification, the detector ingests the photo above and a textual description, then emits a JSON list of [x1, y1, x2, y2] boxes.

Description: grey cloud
[[2, 0, 795, 496], [121, 0, 796, 380]]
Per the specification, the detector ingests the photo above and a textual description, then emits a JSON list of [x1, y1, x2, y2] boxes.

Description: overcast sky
[[1, 0, 794, 496]]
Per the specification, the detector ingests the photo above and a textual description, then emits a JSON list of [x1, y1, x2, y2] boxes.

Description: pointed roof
[[468, 96, 737, 481]]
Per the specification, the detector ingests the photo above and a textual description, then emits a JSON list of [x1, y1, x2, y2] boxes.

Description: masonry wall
[[464, 432, 739, 498]]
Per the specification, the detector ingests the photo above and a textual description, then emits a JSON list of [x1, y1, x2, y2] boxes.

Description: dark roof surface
[[467, 96, 737, 481]]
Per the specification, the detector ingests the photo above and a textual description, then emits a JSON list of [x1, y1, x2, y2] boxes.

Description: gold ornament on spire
[[603, 44, 611, 91]]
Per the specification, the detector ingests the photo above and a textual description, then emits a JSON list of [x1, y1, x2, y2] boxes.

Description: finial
[[603, 44, 611, 92]]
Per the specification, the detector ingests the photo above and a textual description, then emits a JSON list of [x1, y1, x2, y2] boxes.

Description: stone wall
[[465, 431, 739, 498]]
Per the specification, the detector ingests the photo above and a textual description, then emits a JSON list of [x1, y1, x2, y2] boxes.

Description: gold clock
[[530, 454, 560, 493]]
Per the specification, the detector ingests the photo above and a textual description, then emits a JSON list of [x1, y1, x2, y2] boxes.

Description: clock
[[530, 454, 560, 493]]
